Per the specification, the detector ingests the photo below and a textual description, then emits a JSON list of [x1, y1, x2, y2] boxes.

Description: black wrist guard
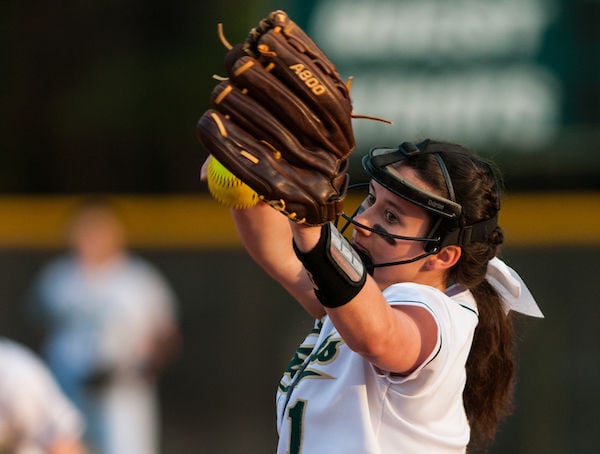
[[293, 222, 367, 308]]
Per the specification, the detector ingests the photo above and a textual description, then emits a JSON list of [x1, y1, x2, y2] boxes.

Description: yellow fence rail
[[0, 193, 598, 248]]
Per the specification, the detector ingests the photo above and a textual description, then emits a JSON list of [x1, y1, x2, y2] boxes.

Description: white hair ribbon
[[486, 257, 544, 318]]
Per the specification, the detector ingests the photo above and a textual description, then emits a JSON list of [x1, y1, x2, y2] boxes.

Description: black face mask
[[338, 141, 498, 274]]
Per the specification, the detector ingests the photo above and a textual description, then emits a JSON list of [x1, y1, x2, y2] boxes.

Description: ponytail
[[464, 280, 515, 450]]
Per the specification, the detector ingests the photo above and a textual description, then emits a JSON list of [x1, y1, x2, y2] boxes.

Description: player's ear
[[426, 245, 461, 271], [438, 245, 461, 269]]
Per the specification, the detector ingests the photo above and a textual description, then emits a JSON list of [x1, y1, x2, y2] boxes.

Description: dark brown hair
[[405, 140, 515, 451]]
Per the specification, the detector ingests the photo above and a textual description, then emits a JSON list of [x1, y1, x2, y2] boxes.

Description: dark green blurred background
[[1, 0, 598, 193], [1, 0, 599, 453]]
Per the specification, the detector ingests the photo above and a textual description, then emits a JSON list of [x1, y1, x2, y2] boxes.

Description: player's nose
[[351, 207, 374, 237]]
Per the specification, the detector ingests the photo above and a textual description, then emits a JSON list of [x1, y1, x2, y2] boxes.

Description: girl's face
[[351, 166, 442, 290]]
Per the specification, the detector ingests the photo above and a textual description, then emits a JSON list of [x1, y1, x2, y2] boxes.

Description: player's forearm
[[231, 202, 293, 269], [290, 222, 430, 372]]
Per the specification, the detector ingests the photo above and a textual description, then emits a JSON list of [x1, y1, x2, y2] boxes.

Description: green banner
[[287, 0, 599, 189]]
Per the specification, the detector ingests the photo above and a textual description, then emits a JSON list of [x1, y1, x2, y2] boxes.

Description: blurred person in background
[[0, 336, 87, 453], [29, 198, 181, 454]]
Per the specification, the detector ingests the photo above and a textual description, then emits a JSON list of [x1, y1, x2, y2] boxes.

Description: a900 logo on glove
[[289, 63, 327, 95]]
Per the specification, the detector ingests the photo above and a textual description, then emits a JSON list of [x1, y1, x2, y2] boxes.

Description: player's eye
[[364, 192, 375, 206], [384, 209, 399, 224]]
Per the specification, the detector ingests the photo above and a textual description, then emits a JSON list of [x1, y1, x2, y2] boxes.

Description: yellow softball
[[206, 156, 260, 209]]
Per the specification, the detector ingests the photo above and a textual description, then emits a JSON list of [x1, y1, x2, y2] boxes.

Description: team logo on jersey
[[279, 331, 343, 394]]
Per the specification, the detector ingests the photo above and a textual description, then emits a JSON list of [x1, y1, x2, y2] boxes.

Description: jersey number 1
[[287, 399, 306, 454]]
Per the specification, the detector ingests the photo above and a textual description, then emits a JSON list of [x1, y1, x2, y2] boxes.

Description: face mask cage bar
[[338, 183, 442, 272], [338, 183, 442, 245]]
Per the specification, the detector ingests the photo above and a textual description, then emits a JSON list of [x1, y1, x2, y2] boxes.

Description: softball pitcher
[[197, 11, 543, 453]]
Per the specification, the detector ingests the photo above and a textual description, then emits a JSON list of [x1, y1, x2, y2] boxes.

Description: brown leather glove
[[196, 10, 355, 225]]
